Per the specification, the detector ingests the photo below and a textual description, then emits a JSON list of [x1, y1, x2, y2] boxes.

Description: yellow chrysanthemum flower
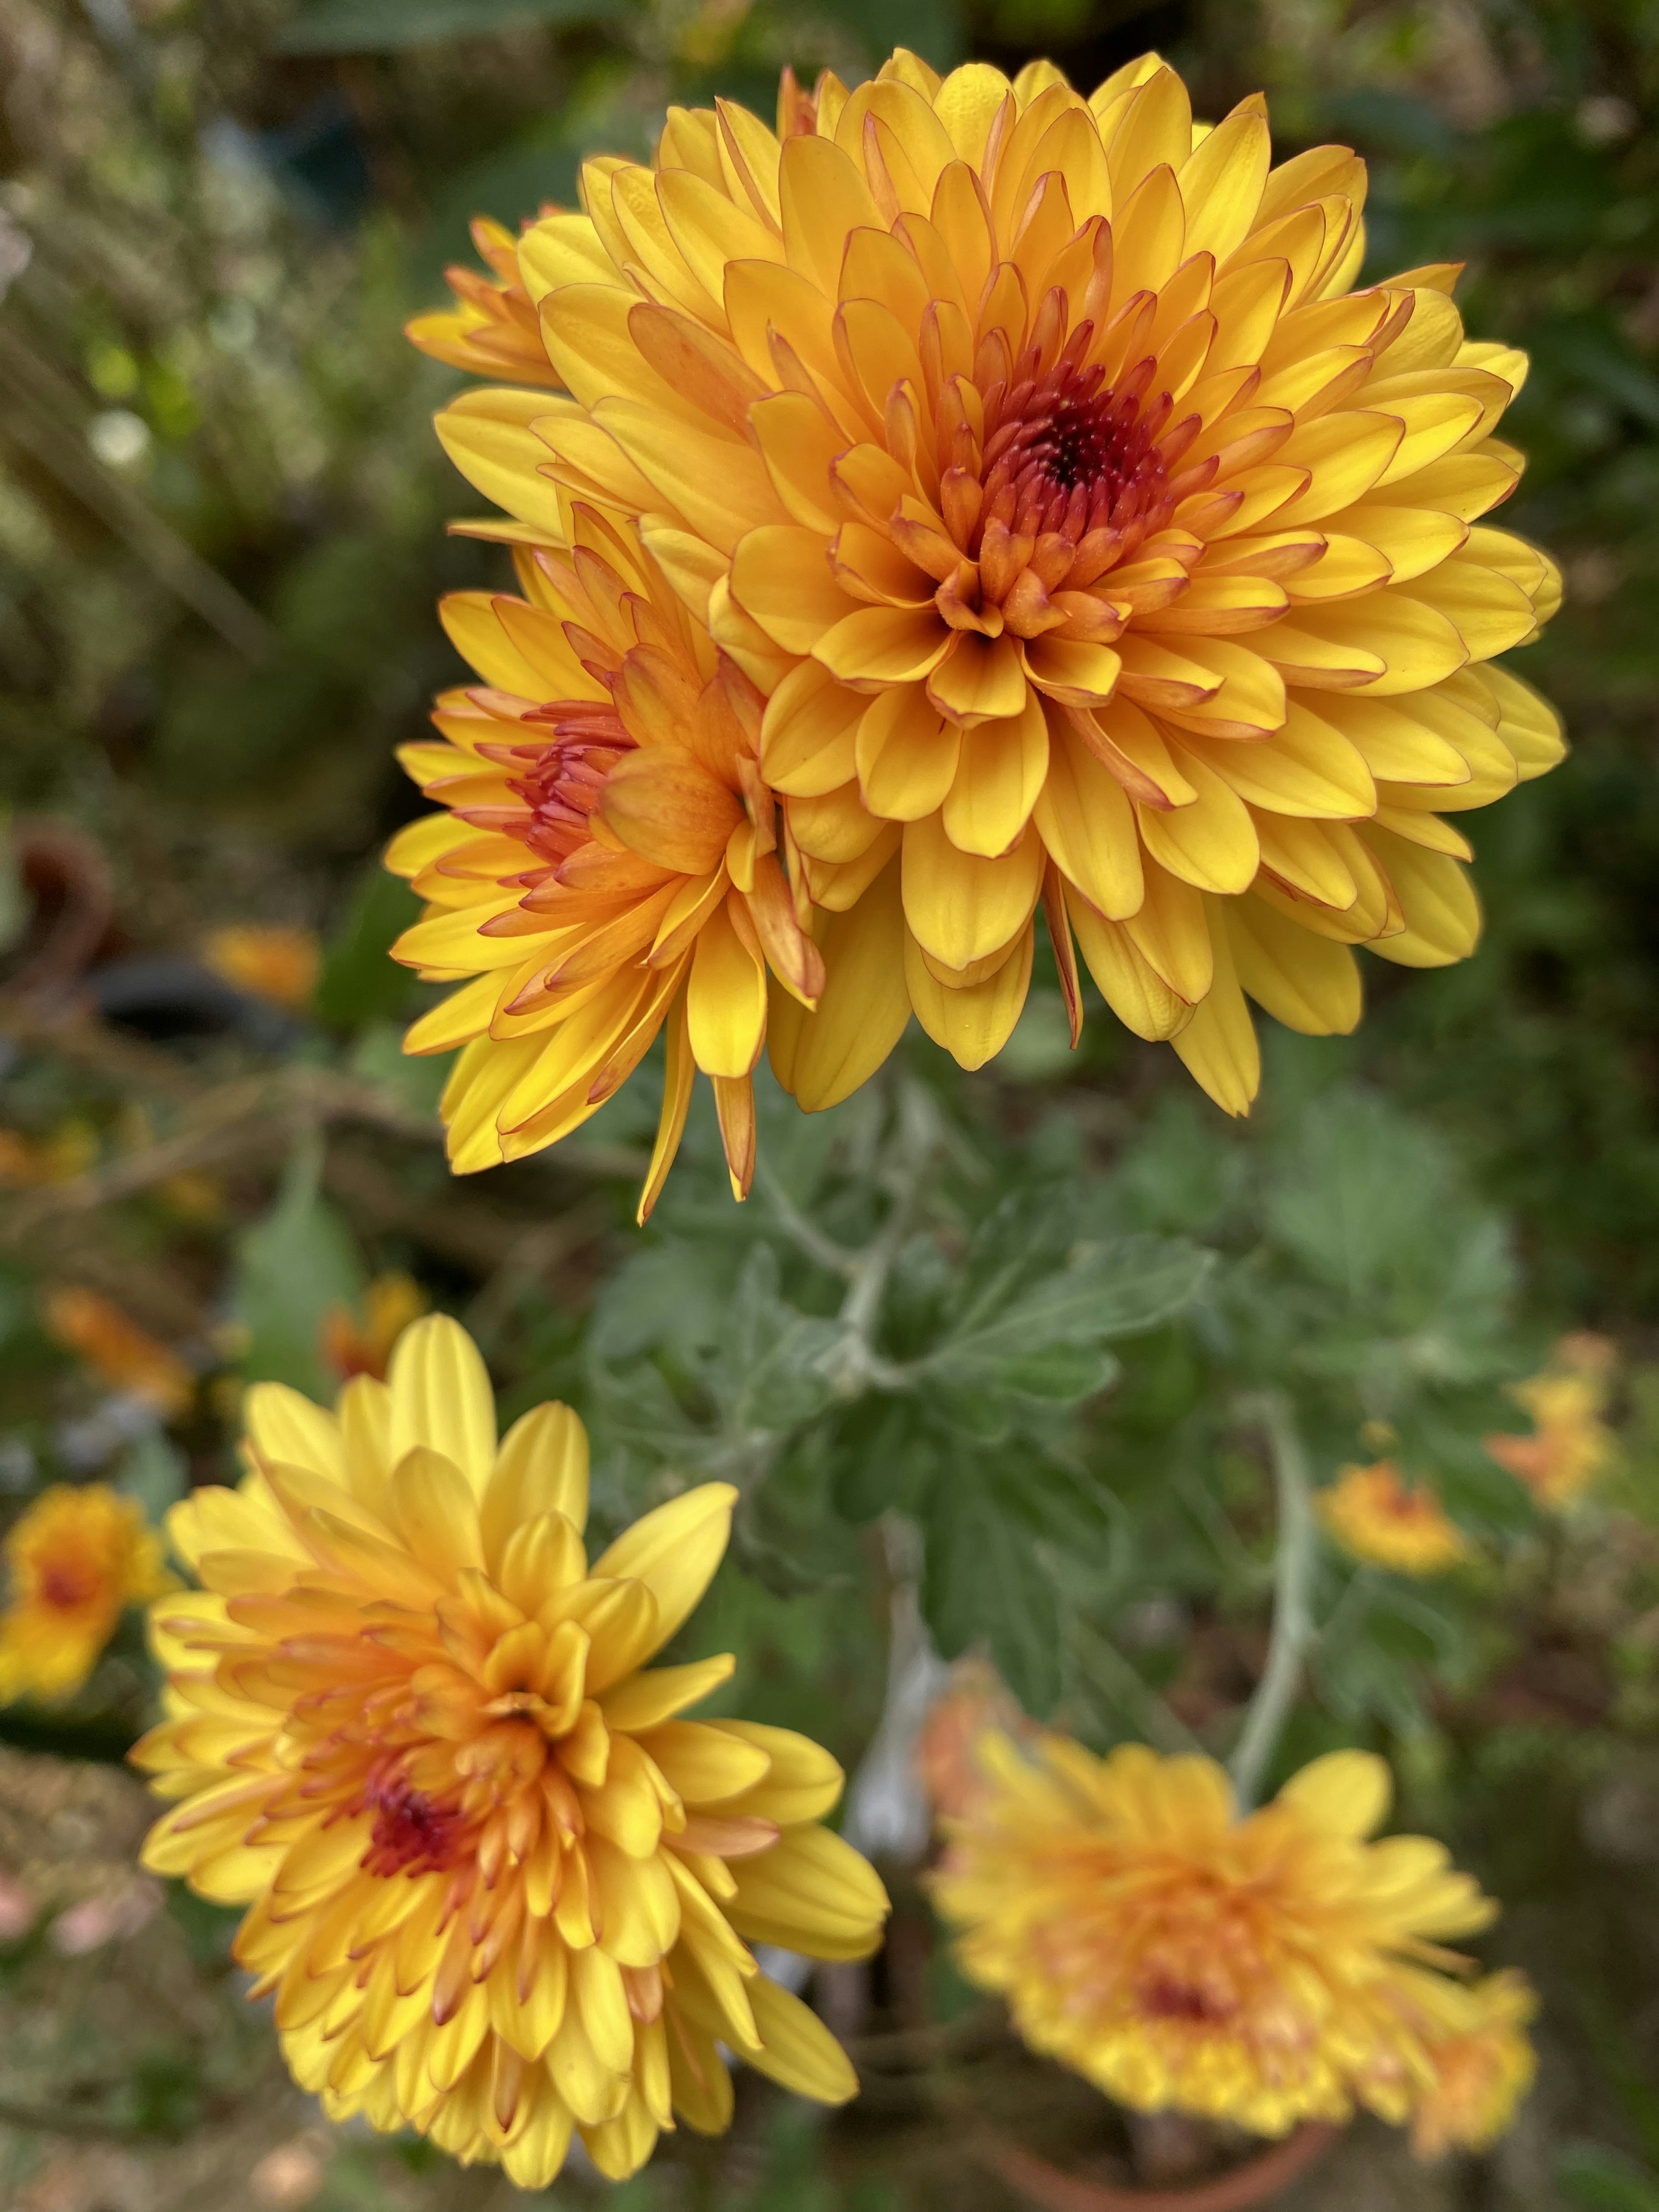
[[931, 1736, 1497, 2137], [385, 502, 907, 1206], [428, 48, 1563, 1107], [1392, 1967, 1537, 2160], [0, 1483, 173, 1703], [1316, 1459, 1474, 1575], [133, 1316, 887, 2190], [407, 215, 566, 388], [1487, 1332, 1617, 1508]]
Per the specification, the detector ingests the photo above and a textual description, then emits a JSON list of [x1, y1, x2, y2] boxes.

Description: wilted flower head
[[931, 1736, 1498, 2137], [1487, 1333, 1617, 1509], [0, 1484, 173, 1703], [387, 502, 905, 1209], [429, 47, 1563, 1110], [44, 1286, 194, 1418], [134, 1315, 887, 2190], [1317, 1460, 1474, 1576]]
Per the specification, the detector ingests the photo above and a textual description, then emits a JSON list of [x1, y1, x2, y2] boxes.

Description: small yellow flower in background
[[0, 1485, 174, 1704], [1317, 1459, 1474, 1575], [44, 1286, 194, 1419], [428, 48, 1564, 1115], [1398, 1967, 1538, 2161], [407, 215, 565, 388], [931, 1736, 1500, 2139], [320, 1272, 429, 1382], [134, 1315, 887, 2190], [202, 924, 321, 1011], [0, 1120, 97, 1188], [1487, 1333, 1618, 1508]]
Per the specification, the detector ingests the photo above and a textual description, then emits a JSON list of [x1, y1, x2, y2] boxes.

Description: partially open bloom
[[134, 1316, 887, 2189], [1487, 1333, 1617, 1509], [1392, 1967, 1537, 2160], [321, 1273, 429, 1382], [430, 48, 1563, 1109], [931, 1737, 1498, 2136], [44, 1286, 194, 1418], [407, 216, 567, 389], [386, 501, 907, 1208], [202, 925, 321, 1011], [1317, 1460, 1474, 1575], [0, 1484, 173, 1703]]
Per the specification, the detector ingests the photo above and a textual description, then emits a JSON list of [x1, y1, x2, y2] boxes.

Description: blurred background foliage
[[3, 0, 1659, 2206]]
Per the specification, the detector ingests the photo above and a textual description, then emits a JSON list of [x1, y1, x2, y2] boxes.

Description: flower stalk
[[1229, 1390, 1318, 1812]]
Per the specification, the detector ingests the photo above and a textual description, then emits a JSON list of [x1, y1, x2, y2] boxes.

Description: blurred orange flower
[[0, 1484, 174, 1703], [1393, 1966, 1538, 2159], [1486, 1333, 1617, 1509], [202, 924, 321, 1010], [44, 1287, 194, 1418], [915, 1656, 1033, 1822], [1317, 1460, 1474, 1575], [319, 1271, 429, 1381]]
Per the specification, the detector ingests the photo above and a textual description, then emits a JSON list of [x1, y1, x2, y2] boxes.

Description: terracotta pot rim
[[974, 2118, 1342, 2212]]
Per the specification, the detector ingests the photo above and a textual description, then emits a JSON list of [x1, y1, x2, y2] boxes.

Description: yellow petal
[[712, 1720, 845, 1825], [901, 811, 1043, 972], [481, 1400, 591, 1567], [1277, 1748, 1392, 1838], [725, 1826, 889, 1961], [941, 692, 1049, 858], [1170, 908, 1259, 1115], [904, 923, 1033, 1070], [1066, 891, 1192, 1041], [1225, 897, 1361, 1035], [767, 856, 910, 1112], [636, 1720, 772, 1805], [745, 1974, 858, 2104], [589, 1484, 737, 1652], [386, 1314, 497, 1491], [687, 896, 767, 1079], [388, 1446, 486, 1585], [600, 1653, 736, 1733], [243, 1382, 345, 1484]]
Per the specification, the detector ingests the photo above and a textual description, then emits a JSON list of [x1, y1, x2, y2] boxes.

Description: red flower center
[[359, 1765, 467, 1879], [38, 1559, 98, 1613], [1139, 1973, 1233, 2025]]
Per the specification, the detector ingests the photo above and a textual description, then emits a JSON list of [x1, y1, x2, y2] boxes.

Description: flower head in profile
[[134, 1316, 887, 2190], [430, 48, 1563, 1109], [0, 1484, 173, 1703], [1317, 1459, 1474, 1576], [44, 1286, 194, 1418], [931, 1737, 1498, 2137], [1487, 1332, 1617, 1509], [407, 216, 567, 389], [1393, 1967, 1537, 2161], [387, 502, 908, 1211]]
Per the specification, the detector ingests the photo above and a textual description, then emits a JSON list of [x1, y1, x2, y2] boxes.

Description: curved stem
[[1228, 1390, 1317, 1812]]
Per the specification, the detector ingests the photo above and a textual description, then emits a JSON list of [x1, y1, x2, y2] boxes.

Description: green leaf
[[312, 865, 423, 1033], [230, 1138, 365, 1397], [276, 0, 626, 52], [115, 1432, 188, 1522], [922, 1231, 1211, 1393], [1558, 2145, 1659, 2212], [921, 1446, 1109, 1717], [348, 1020, 450, 1122]]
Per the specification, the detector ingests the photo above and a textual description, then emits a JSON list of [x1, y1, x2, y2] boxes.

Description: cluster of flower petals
[[1316, 1458, 1474, 1575], [404, 42, 1564, 1181], [931, 1735, 1508, 2141], [134, 1316, 887, 2189]]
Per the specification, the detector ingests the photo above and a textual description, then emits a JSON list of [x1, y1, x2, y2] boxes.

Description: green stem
[[1229, 1390, 1318, 1811]]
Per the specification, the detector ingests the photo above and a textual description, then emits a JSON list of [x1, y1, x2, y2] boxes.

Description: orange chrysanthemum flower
[[385, 502, 902, 1206], [1487, 1332, 1617, 1509], [931, 1738, 1498, 2137], [202, 924, 321, 1011], [1390, 1967, 1537, 2160], [135, 1316, 887, 2189], [1316, 1459, 1474, 1575], [428, 48, 1563, 1107], [407, 216, 566, 388], [0, 1483, 173, 1703]]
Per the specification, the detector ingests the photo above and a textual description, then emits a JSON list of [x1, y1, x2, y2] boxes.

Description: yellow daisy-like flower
[[428, 48, 1563, 1106], [385, 502, 906, 1206], [1393, 1967, 1537, 2160], [931, 1737, 1497, 2137], [407, 215, 566, 389], [1316, 1459, 1474, 1575], [0, 1483, 173, 1703], [133, 1316, 887, 2190], [1487, 1332, 1617, 1508]]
